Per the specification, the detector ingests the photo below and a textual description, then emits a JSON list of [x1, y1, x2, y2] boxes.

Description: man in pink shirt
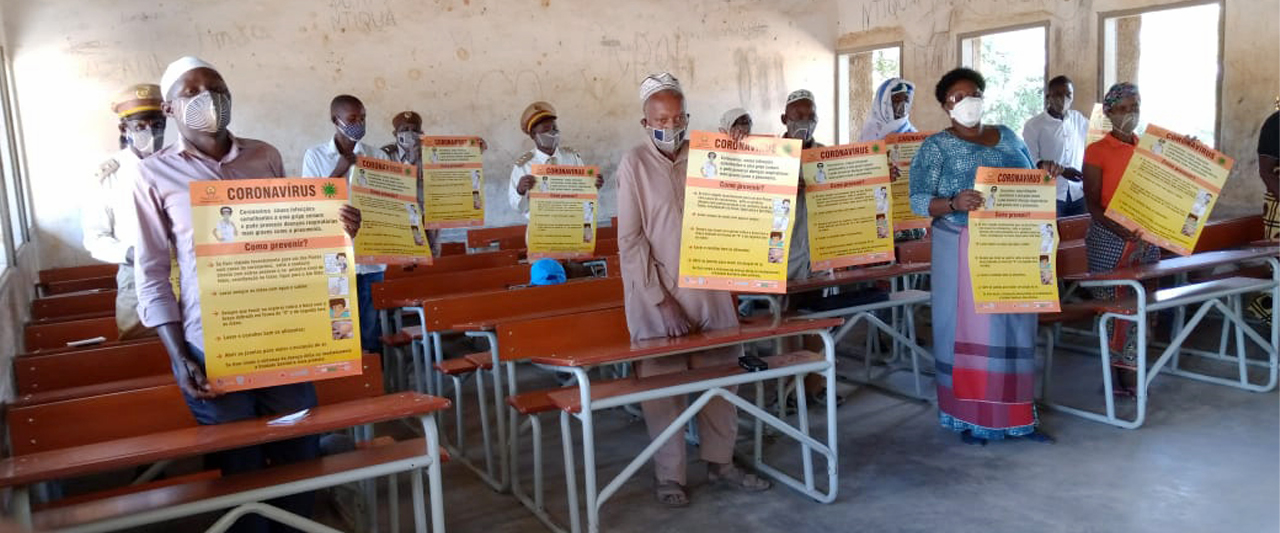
[[133, 56, 361, 533]]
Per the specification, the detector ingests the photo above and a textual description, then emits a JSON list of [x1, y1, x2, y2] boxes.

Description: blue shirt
[[908, 125, 1034, 225]]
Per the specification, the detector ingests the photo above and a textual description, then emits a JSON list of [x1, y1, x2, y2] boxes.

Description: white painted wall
[[835, 0, 1280, 219], [2, 0, 838, 269]]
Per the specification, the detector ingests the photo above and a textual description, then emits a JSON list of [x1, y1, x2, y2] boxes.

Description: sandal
[[708, 463, 772, 492], [655, 481, 689, 507]]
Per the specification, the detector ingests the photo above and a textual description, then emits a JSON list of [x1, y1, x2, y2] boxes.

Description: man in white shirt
[[509, 101, 601, 219], [301, 94, 387, 353], [1022, 75, 1088, 217], [83, 83, 166, 339]]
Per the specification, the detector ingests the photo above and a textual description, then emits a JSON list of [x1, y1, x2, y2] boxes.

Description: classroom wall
[[2, 0, 838, 269], [835, 0, 1279, 219]]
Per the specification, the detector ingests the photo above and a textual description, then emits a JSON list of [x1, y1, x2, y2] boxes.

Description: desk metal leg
[[422, 414, 446, 533], [466, 331, 510, 492], [13, 486, 30, 530]]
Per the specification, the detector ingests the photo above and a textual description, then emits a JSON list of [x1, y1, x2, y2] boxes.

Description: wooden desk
[[1045, 247, 1279, 430], [0, 392, 450, 532], [526, 317, 844, 533]]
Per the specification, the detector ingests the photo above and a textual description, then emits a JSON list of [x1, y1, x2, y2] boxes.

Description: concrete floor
[[390, 324, 1280, 533], [123, 319, 1280, 533]]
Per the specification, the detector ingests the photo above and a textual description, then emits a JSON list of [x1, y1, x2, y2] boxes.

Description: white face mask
[[648, 125, 686, 154], [535, 131, 560, 152], [127, 126, 164, 156], [1116, 113, 1140, 134], [178, 90, 232, 133], [949, 97, 983, 128], [787, 119, 816, 141], [396, 131, 420, 148]]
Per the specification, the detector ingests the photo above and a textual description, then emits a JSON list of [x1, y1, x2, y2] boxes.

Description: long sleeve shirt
[[301, 137, 387, 275], [133, 134, 285, 350], [615, 140, 737, 341], [908, 126, 1034, 226], [507, 146, 584, 219], [83, 148, 144, 264]]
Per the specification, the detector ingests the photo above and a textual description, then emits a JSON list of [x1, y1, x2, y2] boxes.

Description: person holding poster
[[134, 56, 362, 531], [909, 67, 1048, 444], [526, 164, 600, 259], [380, 111, 442, 257], [1082, 83, 1163, 391], [351, 157, 433, 265], [968, 168, 1061, 313], [618, 73, 771, 507], [781, 89, 824, 281], [799, 141, 895, 270], [422, 135, 487, 228], [859, 78, 918, 142], [302, 94, 387, 353], [509, 101, 599, 219], [885, 131, 934, 241]]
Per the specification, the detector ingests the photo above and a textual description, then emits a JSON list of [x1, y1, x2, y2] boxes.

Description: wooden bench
[[895, 238, 930, 264], [42, 277, 118, 296], [16, 336, 158, 358], [466, 224, 527, 251], [1058, 213, 1092, 242], [12, 341, 168, 402], [1194, 215, 1263, 253], [37, 264, 117, 287], [439, 241, 466, 256], [1044, 246, 1280, 429], [506, 310, 844, 531], [2, 356, 452, 532], [31, 291, 117, 321], [383, 249, 522, 280], [24, 316, 118, 351], [409, 276, 625, 491]]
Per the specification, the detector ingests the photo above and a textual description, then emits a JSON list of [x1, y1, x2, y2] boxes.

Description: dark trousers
[[356, 272, 384, 353], [177, 344, 321, 533], [1057, 196, 1087, 217]]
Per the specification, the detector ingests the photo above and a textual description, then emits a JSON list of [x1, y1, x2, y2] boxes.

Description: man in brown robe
[[616, 72, 771, 507]]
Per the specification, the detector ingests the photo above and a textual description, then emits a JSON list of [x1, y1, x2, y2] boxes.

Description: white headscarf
[[859, 78, 917, 142]]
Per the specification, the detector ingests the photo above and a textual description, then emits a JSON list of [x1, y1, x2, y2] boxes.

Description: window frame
[[1096, 0, 1225, 147], [834, 41, 905, 145], [955, 19, 1051, 91], [0, 46, 21, 267]]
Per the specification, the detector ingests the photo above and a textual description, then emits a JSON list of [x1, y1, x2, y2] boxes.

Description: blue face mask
[[336, 119, 366, 142]]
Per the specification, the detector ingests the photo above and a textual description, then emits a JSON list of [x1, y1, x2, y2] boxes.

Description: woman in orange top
[[1082, 82, 1159, 395]]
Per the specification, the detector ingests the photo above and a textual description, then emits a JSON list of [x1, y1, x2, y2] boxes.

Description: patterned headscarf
[[1102, 82, 1140, 113]]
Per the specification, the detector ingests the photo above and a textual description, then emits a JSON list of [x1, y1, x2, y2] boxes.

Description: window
[[0, 49, 27, 246], [958, 24, 1048, 134], [0, 46, 27, 268], [836, 45, 901, 144], [1101, 2, 1221, 147]]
